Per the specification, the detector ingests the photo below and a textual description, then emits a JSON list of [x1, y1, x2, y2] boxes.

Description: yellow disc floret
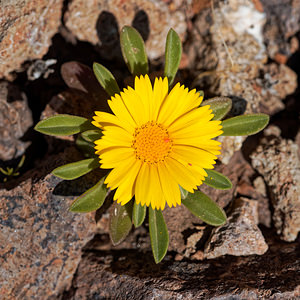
[[132, 121, 172, 164]]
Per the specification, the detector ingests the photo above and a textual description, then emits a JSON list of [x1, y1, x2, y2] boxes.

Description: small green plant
[[35, 26, 269, 263], [0, 155, 25, 182]]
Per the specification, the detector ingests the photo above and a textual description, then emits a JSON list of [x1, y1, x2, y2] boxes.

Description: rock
[[256, 63, 297, 115], [200, 151, 246, 209], [163, 205, 207, 258], [63, 238, 299, 299], [0, 82, 33, 161], [251, 130, 300, 241], [204, 197, 268, 259], [0, 148, 97, 299], [27, 59, 57, 81], [0, 0, 63, 79], [190, 0, 297, 164], [296, 129, 300, 159], [253, 176, 272, 228], [261, 0, 300, 60], [190, 0, 267, 164], [64, 0, 187, 60]]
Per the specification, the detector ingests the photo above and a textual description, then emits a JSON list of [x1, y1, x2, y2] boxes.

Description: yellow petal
[[171, 145, 217, 169], [164, 157, 198, 192], [152, 77, 168, 120], [105, 156, 137, 189], [134, 75, 153, 120], [135, 163, 151, 207], [157, 162, 181, 208], [108, 94, 137, 129], [113, 159, 141, 205]]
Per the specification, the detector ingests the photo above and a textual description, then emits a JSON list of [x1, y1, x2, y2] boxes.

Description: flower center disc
[[132, 121, 172, 163]]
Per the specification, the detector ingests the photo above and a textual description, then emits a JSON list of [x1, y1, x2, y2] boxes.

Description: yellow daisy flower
[[92, 75, 223, 210]]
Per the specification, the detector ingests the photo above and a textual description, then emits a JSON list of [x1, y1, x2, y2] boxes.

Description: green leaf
[[70, 177, 107, 213], [81, 130, 102, 143], [164, 28, 182, 86], [109, 201, 133, 245], [132, 201, 146, 227], [34, 114, 92, 136], [203, 169, 232, 190], [120, 26, 148, 76], [201, 97, 232, 120], [52, 158, 99, 180], [93, 63, 120, 97], [149, 208, 169, 264], [221, 114, 269, 136], [179, 186, 189, 199], [182, 191, 227, 226], [76, 135, 97, 158]]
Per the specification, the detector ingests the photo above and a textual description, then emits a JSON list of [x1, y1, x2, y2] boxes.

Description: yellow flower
[[92, 75, 223, 210]]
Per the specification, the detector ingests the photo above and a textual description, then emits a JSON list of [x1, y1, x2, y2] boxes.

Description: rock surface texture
[[204, 197, 268, 258], [0, 149, 97, 299], [63, 239, 300, 299], [0, 82, 33, 161], [0, 0, 63, 79], [251, 130, 300, 241], [190, 0, 297, 164], [64, 0, 187, 60]]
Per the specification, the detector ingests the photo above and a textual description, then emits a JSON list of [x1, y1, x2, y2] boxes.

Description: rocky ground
[[0, 0, 300, 299]]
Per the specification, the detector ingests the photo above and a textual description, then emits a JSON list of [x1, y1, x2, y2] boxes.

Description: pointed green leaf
[[109, 201, 133, 245], [70, 177, 107, 213], [81, 130, 102, 143], [93, 63, 120, 97], [149, 208, 169, 264], [52, 158, 99, 180], [76, 135, 97, 158], [201, 97, 232, 120], [203, 169, 232, 190], [120, 26, 148, 76], [132, 201, 146, 227], [221, 114, 269, 136], [164, 28, 182, 86], [179, 186, 189, 199], [34, 114, 92, 136], [182, 191, 227, 226]]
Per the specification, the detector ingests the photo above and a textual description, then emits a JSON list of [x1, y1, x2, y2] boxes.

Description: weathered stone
[[0, 0, 63, 79], [261, 0, 300, 59], [27, 59, 57, 81], [190, 0, 267, 164], [200, 151, 246, 209], [204, 197, 268, 259], [190, 0, 297, 164], [163, 205, 206, 257], [253, 176, 272, 228], [251, 130, 300, 241], [63, 238, 299, 299], [256, 63, 297, 115], [0, 148, 97, 299], [64, 0, 187, 60], [0, 82, 32, 161]]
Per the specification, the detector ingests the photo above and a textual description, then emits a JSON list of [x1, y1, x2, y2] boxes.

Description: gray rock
[[0, 148, 97, 299], [0, 0, 63, 79], [261, 0, 300, 60], [63, 238, 299, 299], [204, 197, 268, 259], [64, 0, 187, 60], [251, 131, 300, 241], [0, 82, 32, 161], [190, 1, 297, 164]]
